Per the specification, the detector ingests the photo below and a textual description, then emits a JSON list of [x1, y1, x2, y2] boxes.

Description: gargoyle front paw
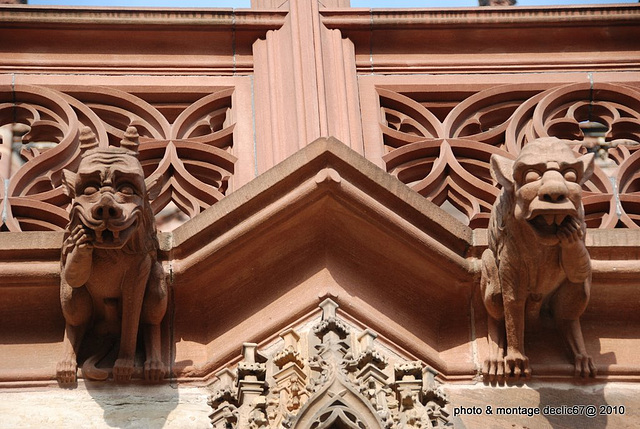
[[113, 358, 134, 382], [144, 359, 165, 382], [482, 358, 505, 383], [575, 354, 597, 378], [66, 225, 94, 252], [57, 357, 78, 385], [505, 352, 531, 381], [558, 217, 583, 247]]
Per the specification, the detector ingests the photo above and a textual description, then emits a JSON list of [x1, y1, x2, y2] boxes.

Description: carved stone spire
[[78, 126, 98, 153], [120, 126, 140, 153], [237, 343, 267, 406], [313, 298, 350, 360]]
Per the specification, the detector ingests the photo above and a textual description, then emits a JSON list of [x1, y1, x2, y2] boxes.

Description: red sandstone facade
[[1, 1, 639, 427]]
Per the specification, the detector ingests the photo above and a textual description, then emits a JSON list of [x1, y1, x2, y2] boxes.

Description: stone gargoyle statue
[[480, 137, 596, 382], [56, 128, 167, 384]]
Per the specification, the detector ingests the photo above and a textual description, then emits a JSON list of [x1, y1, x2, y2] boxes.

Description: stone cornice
[[2, 4, 636, 32], [0, 6, 287, 74], [0, 5, 287, 29], [321, 4, 640, 29], [321, 5, 640, 73]]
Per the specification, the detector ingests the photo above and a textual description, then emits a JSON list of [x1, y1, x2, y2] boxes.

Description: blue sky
[[26, 0, 640, 8]]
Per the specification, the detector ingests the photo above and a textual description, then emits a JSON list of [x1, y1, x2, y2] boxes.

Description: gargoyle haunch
[[56, 134, 167, 384], [481, 137, 596, 382]]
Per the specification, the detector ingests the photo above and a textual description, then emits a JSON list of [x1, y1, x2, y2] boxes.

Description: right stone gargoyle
[[480, 137, 597, 382]]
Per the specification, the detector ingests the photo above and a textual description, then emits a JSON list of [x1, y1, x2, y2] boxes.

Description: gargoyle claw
[[113, 358, 134, 382], [505, 353, 531, 381], [483, 358, 505, 383], [575, 354, 597, 378], [56, 358, 78, 385], [144, 359, 166, 382]]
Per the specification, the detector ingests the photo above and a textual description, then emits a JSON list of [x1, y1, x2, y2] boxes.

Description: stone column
[[252, 0, 363, 173]]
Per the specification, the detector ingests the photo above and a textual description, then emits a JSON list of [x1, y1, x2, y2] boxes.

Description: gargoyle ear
[[144, 175, 163, 201], [61, 169, 77, 199], [490, 154, 515, 190], [578, 152, 595, 185]]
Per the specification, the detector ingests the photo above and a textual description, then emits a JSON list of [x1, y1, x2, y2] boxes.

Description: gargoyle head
[[61, 147, 160, 249], [490, 137, 594, 245]]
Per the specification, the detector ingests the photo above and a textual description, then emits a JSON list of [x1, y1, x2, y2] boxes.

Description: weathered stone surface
[[0, 385, 211, 428], [445, 382, 640, 429]]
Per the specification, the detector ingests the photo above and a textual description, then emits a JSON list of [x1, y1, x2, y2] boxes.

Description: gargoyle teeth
[[555, 214, 567, 225], [95, 229, 103, 243], [113, 229, 120, 240], [543, 215, 555, 226]]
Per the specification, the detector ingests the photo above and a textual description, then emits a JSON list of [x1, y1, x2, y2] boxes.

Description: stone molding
[[323, 5, 640, 74]]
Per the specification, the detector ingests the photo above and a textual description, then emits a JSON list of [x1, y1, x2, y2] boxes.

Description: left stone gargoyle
[[56, 126, 167, 385]]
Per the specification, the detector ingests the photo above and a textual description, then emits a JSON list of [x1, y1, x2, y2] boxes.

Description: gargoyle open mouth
[[528, 213, 572, 236], [77, 211, 141, 249], [93, 226, 126, 245]]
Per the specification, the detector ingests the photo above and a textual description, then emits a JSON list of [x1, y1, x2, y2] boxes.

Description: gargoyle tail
[[81, 337, 116, 381]]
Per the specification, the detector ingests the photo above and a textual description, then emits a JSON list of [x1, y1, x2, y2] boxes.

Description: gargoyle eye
[[118, 184, 136, 196], [83, 185, 99, 195], [523, 169, 541, 184], [564, 169, 578, 182]]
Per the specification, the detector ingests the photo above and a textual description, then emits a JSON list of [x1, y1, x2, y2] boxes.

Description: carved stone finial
[[120, 125, 140, 153], [481, 137, 596, 383], [242, 343, 259, 364], [313, 298, 350, 340], [352, 329, 387, 371], [318, 297, 339, 319], [274, 329, 304, 369], [237, 342, 267, 406], [358, 328, 377, 351], [56, 147, 166, 385], [78, 126, 98, 153]]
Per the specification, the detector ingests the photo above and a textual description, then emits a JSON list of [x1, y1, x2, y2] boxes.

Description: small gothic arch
[[289, 367, 385, 429], [308, 399, 367, 429]]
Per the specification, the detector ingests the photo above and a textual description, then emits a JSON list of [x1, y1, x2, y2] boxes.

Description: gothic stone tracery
[[380, 81, 640, 229], [208, 299, 451, 429], [0, 84, 236, 232]]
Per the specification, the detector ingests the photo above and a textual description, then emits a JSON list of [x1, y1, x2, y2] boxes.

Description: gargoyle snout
[[91, 194, 123, 221], [538, 171, 569, 203]]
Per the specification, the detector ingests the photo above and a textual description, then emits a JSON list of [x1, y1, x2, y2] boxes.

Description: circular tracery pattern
[[378, 82, 640, 228], [0, 85, 237, 232]]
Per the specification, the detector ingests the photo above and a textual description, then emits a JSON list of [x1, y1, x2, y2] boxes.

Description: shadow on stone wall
[[84, 379, 181, 429], [536, 385, 608, 429]]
